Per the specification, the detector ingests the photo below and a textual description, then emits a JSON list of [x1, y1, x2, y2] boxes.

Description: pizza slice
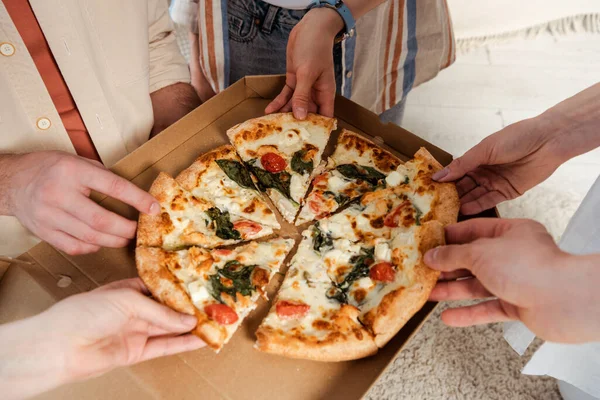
[[176, 145, 280, 231], [137, 172, 275, 250], [227, 112, 336, 223], [315, 147, 459, 243], [136, 238, 294, 351], [255, 228, 378, 361], [295, 130, 402, 225]]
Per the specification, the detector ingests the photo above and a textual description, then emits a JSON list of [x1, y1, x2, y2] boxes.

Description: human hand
[[0, 278, 204, 400], [432, 117, 565, 215], [265, 8, 343, 119], [1, 151, 160, 255], [424, 218, 600, 344]]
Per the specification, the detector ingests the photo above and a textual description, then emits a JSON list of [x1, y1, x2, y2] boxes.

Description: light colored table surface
[[367, 33, 600, 399]]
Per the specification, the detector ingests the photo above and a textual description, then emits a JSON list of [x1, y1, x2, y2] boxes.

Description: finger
[[147, 324, 179, 337], [315, 87, 335, 118], [280, 98, 293, 113], [291, 69, 317, 120], [42, 228, 101, 256], [65, 196, 137, 239], [95, 278, 150, 296], [265, 85, 294, 114], [83, 164, 160, 216], [81, 158, 107, 170], [439, 269, 473, 281], [444, 218, 511, 245], [440, 299, 517, 327], [460, 186, 488, 204], [432, 142, 491, 182], [429, 278, 493, 301], [307, 100, 318, 113], [122, 290, 198, 333], [139, 334, 205, 363], [461, 191, 507, 215], [455, 176, 478, 197], [50, 209, 130, 248]]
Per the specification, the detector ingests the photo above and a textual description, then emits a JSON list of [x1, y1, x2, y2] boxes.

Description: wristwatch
[[307, 0, 356, 43]]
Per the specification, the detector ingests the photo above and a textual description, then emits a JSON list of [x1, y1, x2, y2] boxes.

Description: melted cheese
[[290, 173, 307, 203], [374, 242, 391, 262], [327, 173, 348, 192], [269, 189, 298, 223], [188, 281, 212, 305]]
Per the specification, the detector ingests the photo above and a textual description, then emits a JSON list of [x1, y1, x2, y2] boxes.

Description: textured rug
[[366, 301, 561, 400], [448, 0, 600, 54]]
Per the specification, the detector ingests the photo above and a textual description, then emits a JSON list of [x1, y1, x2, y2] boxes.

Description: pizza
[[176, 145, 280, 232], [254, 148, 459, 361], [226, 112, 336, 223], [136, 112, 459, 359], [137, 172, 276, 250], [296, 129, 402, 225], [136, 238, 294, 351]]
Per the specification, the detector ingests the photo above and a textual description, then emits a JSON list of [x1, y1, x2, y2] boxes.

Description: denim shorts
[[227, 0, 406, 124]]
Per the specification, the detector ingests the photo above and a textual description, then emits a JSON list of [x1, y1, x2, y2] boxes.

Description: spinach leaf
[[336, 164, 386, 186], [208, 260, 256, 303], [324, 190, 351, 207], [291, 150, 313, 175], [415, 205, 423, 226], [216, 159, 257, 190], [313, 222, 333, 253], [403, 176, 410, 185], [246, 160, 294, 201], [326, 248, 375, 304], [205, 207, 241, 240]]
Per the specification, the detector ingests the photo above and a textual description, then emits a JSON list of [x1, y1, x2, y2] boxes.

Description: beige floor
[[366, 33, 600, 399]]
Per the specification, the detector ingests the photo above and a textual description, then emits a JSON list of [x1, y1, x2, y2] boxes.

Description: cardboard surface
[[0, 76, 492, 400]]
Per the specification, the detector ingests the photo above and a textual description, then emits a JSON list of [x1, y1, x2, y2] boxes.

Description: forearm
[[345, 0, 387, 19], [150, 82, 201, 137], [0, 315, 68, 400], [542, 82, 600, 163]]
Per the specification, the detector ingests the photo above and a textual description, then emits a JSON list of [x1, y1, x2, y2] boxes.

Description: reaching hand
[[265, 8, 343, 119], [432, 117, 564, 215], [2, 151, 160, 255], [49, 278, 204, 380], [424, 218, 600, 344], [0, 279, 204, 400]]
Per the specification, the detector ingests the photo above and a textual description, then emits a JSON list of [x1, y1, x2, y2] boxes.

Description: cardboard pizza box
[[0, 75, 497, 400]]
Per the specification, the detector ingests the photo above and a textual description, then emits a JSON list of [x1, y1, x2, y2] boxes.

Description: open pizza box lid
[[0, 75, 497, 400]]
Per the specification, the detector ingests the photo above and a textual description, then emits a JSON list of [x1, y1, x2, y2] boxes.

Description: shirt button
[[36, 117, 51, 130], [346, 70, 353, 79], [0, 42, 15, 57]]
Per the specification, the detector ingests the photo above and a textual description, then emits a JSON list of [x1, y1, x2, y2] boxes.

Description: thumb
[[291, 70, 316, 120], [432, 142, 491, 182]]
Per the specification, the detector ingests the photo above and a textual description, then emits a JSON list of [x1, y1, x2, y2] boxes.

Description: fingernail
[[295, 107, 307, 120], [425, 248, 438, 264], [149, 202, 160, 216], [432, 167, 449, 181], [181, 314, 197, 327]]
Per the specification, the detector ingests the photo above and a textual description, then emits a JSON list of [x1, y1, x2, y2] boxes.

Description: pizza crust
[[361, 221, 444, 348], [135, 247, 227, 349], [175, 144, 238, 191], [333, 129, 402, 173], [255, 325, 378, 362], [414, 148, 460, 227], [137, 172, 182, 248], [227, 112, 337, 147]]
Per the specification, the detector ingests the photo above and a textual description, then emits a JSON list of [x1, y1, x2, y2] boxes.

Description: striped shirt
[[170, 0, 455, 114]]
